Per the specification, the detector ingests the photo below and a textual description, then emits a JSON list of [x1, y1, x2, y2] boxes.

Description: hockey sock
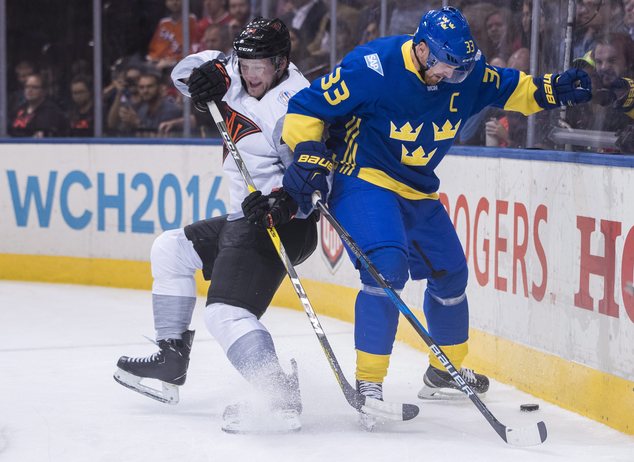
[[356, 349, 391, 383], [423, 288, 469, 370], [153, 294, 196, 341], [226, 330, 286, 392]]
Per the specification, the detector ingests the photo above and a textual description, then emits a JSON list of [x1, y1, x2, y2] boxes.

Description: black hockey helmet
[[233, 17, 291, 60]]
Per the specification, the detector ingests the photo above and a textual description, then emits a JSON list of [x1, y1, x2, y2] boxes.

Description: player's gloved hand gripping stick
[[311, 191, 548, 447]]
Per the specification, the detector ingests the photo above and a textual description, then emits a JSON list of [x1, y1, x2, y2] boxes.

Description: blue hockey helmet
[[413, 7, 480, 83]]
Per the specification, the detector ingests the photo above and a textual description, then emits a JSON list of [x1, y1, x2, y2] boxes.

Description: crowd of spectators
[[5, 0, 634, 153]]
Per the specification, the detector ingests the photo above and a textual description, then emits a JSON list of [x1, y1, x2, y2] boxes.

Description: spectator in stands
[[196, 23, 231, 53], [483, 7, 522, 62], [227, 0, 252, 38], [281, 0, 327, 45], [118, 71, 181, 137], [9, 74, 68, 138], [388, 0, 439, 35], [568, 33, 634, 151], [573, 0, 609, 59], [359, 19, 379, 45], [197, 0, 233, 34], [626, 0, 634, 40], [8, 60, 35, 117], [107, 64, 144, 135], [288, 27, 309, 72], [594, 33, 634, 88], [306, 2, 359, 63], [68, 75, 94, 137], [148, 0, 198, 71]]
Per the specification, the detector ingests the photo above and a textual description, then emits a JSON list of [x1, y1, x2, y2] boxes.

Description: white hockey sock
[[153, 294, 196, 340]]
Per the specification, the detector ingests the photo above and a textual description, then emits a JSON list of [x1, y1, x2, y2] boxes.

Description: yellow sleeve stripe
[[357, 167, 439, 200], [356, 350, 391, 382], [282, 113, 325, 151], [503, 71, 543, 116]]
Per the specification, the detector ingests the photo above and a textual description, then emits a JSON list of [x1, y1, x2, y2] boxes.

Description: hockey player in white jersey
[[114, 17, 317, 433]]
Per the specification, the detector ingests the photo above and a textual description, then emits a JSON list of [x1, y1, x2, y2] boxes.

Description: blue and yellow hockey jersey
[[282, 35, 544, 199]]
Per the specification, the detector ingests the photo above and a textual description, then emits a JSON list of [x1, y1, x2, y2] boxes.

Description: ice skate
[[417, 364, 489, 400], [114, 330, 195, 404], [356, 380, 384, 431], [221, 359, 302, 434]]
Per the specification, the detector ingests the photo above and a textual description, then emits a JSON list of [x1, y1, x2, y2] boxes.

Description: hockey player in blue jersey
[[278, 6, 592, 429]]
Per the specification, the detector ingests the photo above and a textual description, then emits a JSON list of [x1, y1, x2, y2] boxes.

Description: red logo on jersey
[[320, 218, 344, 271], [221, 103, 262, 162]]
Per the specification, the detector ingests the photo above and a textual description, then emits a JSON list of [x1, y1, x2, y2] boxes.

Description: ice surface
[[1, 281, 633, 462]]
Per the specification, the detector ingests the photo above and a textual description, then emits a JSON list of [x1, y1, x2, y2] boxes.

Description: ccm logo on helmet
[[298, 154, 334, 171]]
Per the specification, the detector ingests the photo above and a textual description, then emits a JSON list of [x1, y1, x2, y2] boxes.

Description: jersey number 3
[[321, 68, 350, 106]]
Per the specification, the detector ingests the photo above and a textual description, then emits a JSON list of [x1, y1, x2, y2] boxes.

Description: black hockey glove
[[241, 188, 298, 229], [533, 68, 592, 109], [608, 77, 634, 117], [187, 59, 231, 112]]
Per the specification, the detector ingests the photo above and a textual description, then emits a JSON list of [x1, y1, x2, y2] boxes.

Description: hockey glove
[[187, 59, 231, 112], [533, 68, 592, 109], [609, 77, 634, 117], [241, 188, 298, 229], [283, 141, 334, 214]]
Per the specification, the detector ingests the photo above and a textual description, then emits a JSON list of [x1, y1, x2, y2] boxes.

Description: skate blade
[[221, 407, 301, 434], [417, 384, 486, 401], [113, 368, 179, 404]]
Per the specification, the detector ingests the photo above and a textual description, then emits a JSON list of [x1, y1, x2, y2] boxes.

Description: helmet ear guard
[[413, 7, 480, 83]]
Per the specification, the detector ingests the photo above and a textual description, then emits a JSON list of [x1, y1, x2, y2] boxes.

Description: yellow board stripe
[[2, 252, 633, 435]]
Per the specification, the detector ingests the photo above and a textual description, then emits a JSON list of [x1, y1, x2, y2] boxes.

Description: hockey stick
[[206, 101, 419, 422], [312, 192, 547, 446]]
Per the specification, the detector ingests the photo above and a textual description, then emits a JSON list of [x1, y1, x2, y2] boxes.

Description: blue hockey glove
[[283, 141, 334, 214], [533, 68, 592, 109], [241, 188, 298, 229]]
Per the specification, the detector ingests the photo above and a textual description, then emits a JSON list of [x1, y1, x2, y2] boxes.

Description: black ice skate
[[221, 359, 302, 434], [356, 380, 383, 431], [418, 364, 489, 400], [113, 330, 195, 404]]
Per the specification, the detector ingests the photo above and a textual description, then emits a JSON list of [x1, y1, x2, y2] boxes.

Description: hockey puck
[[520, 404, 539, 412]]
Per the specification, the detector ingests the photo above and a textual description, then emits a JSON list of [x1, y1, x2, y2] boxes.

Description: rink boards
[[0, 140, 632, 434]]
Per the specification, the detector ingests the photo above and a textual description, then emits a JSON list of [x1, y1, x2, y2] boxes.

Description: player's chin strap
[[311, 190, 548, 447], [412, 42, 429, 82], [204, 100, 419, 423]]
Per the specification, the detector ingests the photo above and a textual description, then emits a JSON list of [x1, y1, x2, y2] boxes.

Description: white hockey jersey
[[172, 51, 309, 217]]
